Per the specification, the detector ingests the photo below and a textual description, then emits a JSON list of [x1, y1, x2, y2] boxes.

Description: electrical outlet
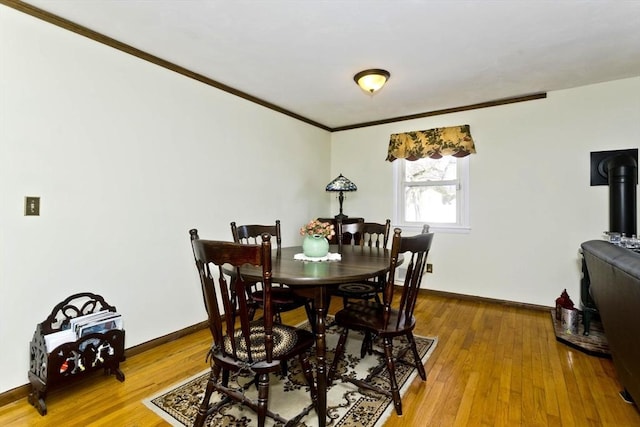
[[25, 196, 40, 216], [426, 263, 433, 273]]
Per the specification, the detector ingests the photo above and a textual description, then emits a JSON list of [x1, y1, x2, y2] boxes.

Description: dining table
[[238, 243, 395, 427]]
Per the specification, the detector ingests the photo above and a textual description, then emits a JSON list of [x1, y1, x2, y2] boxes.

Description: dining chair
[[331, 219, 391, 358], [231, 221, 315, 327], [328, 228, 434, 416], [316, 217, 363, 244], [337, 219, 365, 247], [333, 220, 391, 307], [189, 229, 317, 427]]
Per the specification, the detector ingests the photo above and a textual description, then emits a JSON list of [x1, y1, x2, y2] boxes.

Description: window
[[393, 156, 470, 232]]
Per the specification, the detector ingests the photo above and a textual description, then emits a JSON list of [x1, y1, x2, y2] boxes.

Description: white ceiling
[[18, 0, 640, 130]]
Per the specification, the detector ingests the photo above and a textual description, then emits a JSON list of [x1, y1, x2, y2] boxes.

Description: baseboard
[[417, 287, 553, 312], [124, 320, 208, 358], [0, 385, 29, 408], [0, 320, 209, 407]]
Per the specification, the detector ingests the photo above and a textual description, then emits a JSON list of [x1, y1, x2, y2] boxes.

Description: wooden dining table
[[238, 244, 395, 427]]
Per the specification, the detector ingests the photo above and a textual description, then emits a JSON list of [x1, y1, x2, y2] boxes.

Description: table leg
[[314, 286, 327, 427]]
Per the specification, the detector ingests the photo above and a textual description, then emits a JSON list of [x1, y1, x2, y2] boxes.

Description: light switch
[[25, 196, 40, 216]]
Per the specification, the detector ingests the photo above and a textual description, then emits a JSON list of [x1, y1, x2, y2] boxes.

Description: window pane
[[404, 185, 457, 223], [405, 157, 457, 182]]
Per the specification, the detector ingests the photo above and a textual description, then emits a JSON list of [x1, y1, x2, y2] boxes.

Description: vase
[[302, 234, 329, 258]]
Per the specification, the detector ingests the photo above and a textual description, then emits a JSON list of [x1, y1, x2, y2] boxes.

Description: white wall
[[0, 8, 331, 393], [330, 76, 640, 307]]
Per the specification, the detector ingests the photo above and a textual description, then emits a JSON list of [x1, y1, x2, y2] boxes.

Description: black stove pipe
[[607, 154, 638, 237]]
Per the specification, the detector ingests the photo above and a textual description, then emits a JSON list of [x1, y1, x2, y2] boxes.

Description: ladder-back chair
[[328, 228, 434, 416], [189, 229, 317, 427], [230, 221, 315, 326], [333, 219, 391, 307]]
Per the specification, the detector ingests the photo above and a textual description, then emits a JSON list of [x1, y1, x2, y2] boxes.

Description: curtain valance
[[386, 124, 476, 161]]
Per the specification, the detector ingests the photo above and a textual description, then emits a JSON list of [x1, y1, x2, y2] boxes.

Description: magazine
[[69, 310, 110, 334], [44, 310, 123, 353], [44, 329, 76, 353], [78, 314, 123, 338]]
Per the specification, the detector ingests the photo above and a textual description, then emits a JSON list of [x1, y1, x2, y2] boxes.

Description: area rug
[[143, 317, 437, 426]]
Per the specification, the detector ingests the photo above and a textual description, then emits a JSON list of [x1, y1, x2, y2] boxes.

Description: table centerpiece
[[299, 219, 335, 258]]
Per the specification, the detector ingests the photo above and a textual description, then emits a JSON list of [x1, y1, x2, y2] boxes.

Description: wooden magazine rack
[[28, 292, 125, 415]]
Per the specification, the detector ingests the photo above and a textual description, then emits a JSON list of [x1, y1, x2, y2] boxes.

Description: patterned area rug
[[143, 317, 437, 426]]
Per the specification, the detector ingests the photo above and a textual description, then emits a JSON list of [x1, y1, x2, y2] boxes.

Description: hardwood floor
[[1, 293, 638, 426]]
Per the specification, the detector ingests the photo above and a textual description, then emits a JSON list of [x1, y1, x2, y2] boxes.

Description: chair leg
[[299, 354, 318, 406], [221, 368, 230, 387], [407, 332, 426, 380], [304, 302, 316, 334], [256, 372, 270, 427], [279, 360, 288, 377], [328, 328, 349, 386], [360, 332, 373, 358], [382, 337, 402, 415], [194, 365, 220, 427], [247, 303, 257, 321]]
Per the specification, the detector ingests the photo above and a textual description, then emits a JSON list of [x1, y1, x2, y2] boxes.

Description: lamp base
[[334, 213, 349, 220]]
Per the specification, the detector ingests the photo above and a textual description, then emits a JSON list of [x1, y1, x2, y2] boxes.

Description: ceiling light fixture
[[353, 69, 390, 94]]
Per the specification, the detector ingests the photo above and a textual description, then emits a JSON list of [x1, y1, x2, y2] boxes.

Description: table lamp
[[326, 174, 357, 220]]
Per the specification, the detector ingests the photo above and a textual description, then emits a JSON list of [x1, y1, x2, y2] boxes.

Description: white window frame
[[392, 156, 470, 234]]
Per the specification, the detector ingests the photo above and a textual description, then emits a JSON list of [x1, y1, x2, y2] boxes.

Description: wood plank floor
[[1, 293, 639, 426]]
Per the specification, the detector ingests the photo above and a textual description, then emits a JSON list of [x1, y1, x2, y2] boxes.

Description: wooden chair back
[[230, 220, 316, 330], [338, 220, 365, 246], [362, 219, 391, 248], [317, 217, 362, 243], [231, 220, 282, 250], [383, 228, 434, 328], [189, 229, 275, 363]]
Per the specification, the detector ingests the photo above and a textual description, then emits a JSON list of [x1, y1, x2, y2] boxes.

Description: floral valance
[[386, 124, 476, 161]]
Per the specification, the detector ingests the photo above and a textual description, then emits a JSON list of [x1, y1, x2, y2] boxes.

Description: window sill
[[392, 224, 471, 234]]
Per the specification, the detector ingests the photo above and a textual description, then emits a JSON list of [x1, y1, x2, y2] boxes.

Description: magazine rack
[[28, 292, 125, 415]]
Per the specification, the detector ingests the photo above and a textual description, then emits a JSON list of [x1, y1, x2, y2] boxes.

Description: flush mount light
[[353, 69, 390, 94]]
